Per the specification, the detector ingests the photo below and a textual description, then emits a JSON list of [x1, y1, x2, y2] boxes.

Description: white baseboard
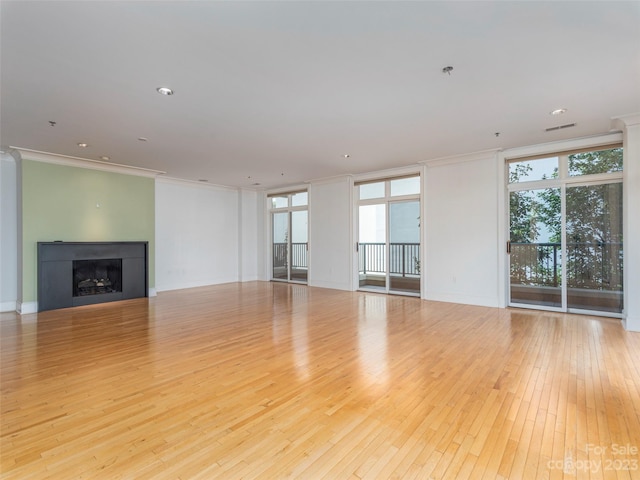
[[1, 301, 17, 313], [17, 301, 38, 314], [155, 278, 238, 293], [623, 315, 640, 332], [307, 280, 352, 291], [423, 291, 500, 308], [148, 288, 157, 297]]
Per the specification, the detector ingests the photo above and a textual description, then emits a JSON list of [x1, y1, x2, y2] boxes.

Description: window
[[271, 196, 288, 209], [507, 144, 623, 315], [508, 157, 558, 183], [568, 147, 623, 176], [268, 190, 308, 284], [390, 176, 420, 196], [291, 191, 308, 207], [356, 174, 421, 296], [359, 182, 385, 200]]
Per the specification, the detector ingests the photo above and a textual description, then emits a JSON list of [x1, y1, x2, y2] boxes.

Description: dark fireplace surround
[[37, 242, 148, 312]]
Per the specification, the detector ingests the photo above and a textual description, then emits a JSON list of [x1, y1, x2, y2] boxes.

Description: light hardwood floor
[[2, 282, 639, 479]]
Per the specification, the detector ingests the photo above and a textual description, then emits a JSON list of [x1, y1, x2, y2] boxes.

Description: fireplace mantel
[[37, 241, 148, 312]]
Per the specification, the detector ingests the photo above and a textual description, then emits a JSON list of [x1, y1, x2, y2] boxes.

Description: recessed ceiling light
[[138, 137, 148, 142], [100, 156, 110, 161], [156, 87, 174, 96], [77, 143, 88, 148], [343, 154, 350, 158], [550, 108, 567, 115]]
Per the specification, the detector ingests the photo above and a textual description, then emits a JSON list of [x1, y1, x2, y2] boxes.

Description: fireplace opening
[[73, 259, 123, 297]]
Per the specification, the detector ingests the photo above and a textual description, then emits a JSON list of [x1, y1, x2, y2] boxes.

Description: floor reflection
[[292, 314, 310, 381], [357, 294, 389, 388], [271, 283, 310, 380]]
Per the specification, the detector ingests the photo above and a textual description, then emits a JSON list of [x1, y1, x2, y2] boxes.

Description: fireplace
[[37, 242, 148, 312], [73, 259, 123, 297]]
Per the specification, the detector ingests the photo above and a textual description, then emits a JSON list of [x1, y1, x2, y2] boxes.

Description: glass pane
[[509, 188, 561, 307], [508, 157, 558, 183], [290, 211, 308, 282], [566, 183, 623, 313], [359, 182, 385, 200], [358, 204, 386, 289], [291, 191, 308, 207], [272, 212, 288, 280], [568, 147, 623, 176], [389, 201, 420, 294], [390, 176, 420, 196], [271, 196, 288, 209]]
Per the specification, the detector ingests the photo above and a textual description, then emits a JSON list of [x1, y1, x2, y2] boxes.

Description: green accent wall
[[22, 160, 155, 303]]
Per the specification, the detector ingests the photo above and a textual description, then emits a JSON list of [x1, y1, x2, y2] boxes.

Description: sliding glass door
[[507, 145, 623, 315], [272, 212, 289, 281], [509, 187, 562, 308], [389, 200, 420, 293], [357, 175, 421, 296], [270, 191, 308, 284], [565, 182, 623, 313], [358, 203, 386, 290], [290, 210, 308, 282]]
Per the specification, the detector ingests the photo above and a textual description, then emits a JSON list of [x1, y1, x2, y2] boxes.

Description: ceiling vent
[[545, 123, 576, 132]]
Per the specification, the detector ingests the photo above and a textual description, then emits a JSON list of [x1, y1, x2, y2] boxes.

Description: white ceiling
[[2, 1, 639, 189]]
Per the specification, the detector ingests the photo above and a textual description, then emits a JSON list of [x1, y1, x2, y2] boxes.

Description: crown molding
[[264, 183, 311, 195], [305, 173, 353, 186], [500, 132, 623, 161], [421, 149, 500, 167], [612, 113, 640, 130], [156, 176, 239, 191], [351, 164, 422, 184], [11, 147, 166, 178]]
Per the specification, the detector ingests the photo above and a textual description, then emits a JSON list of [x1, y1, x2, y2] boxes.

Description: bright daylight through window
[[508, 146, 623, 314]]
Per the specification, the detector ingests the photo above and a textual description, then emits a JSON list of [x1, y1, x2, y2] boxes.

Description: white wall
[[239, 188, 260, 282], [0, 152, 18, 311], [307, 176, 353, 291], [155, 178, 240, 292], [424, 152, 501, 307], [4, 130, 636, 328]]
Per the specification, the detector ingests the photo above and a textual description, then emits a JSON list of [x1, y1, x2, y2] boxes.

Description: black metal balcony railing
[[510, 242, 623, 290], [510, 242, 560, 287], [273, 241, 620, 289], [274, 242, 421, 276], [358, 243, 420, 277], [273, 243, 308, 269]]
